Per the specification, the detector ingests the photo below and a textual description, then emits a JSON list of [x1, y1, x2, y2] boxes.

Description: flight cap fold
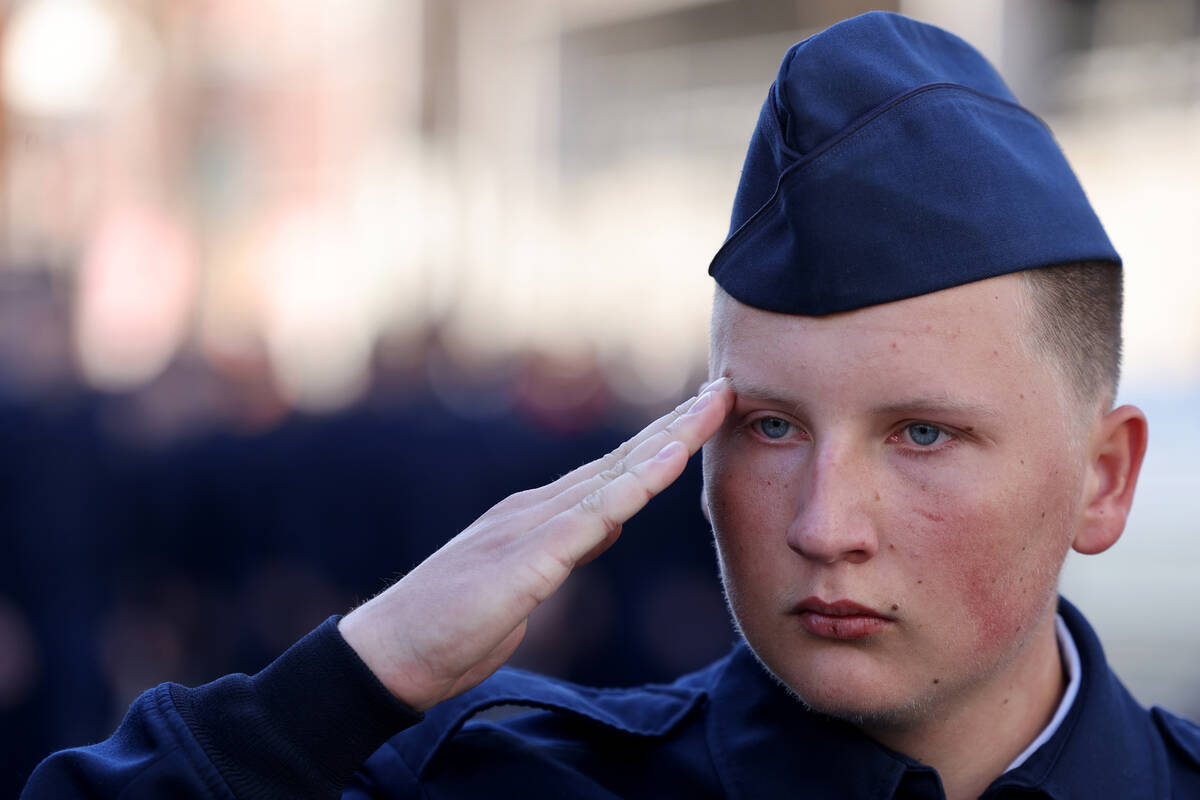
[[709, 11, 1119, 314]]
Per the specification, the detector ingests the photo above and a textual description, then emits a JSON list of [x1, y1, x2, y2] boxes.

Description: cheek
[[705, 437, 794, 529], [707, 471, 772, 565], [900, 463, 1075, 649], [703, 444, 747, 563], [703, 440, 796, 590]]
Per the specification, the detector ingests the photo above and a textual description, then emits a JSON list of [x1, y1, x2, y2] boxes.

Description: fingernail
[[688, 390, 715, 414], [654, 441, 685, 461]]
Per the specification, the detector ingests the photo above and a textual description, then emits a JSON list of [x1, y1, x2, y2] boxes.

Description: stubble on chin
[[746, 645, 937, 731]]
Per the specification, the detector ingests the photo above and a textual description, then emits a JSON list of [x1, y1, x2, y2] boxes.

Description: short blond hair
[[1019, 261, 1123, 413]]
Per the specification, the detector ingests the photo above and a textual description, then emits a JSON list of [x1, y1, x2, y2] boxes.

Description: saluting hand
[[338, 377, 733, 712]]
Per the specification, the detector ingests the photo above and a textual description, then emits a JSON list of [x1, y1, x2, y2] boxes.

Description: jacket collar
[[705, 639, 940, 799], [981, 596, 1169, 798]]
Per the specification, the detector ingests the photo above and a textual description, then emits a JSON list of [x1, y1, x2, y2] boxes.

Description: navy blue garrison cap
[[708, 11, 1120, 315]]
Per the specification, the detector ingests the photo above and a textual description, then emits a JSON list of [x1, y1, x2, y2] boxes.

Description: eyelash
[[747, 416, 957, 454], [887, 422, 957, 455], [749, 416, 806, 441]]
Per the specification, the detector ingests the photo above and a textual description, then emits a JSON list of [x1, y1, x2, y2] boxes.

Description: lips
[[793, 596, 894, 640]]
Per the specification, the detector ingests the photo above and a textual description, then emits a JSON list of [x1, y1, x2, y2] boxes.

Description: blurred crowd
[[0, 289, 733, 793]]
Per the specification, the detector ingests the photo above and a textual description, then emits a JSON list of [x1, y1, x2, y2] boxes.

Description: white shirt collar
[[1002, 613, 1082, 773]]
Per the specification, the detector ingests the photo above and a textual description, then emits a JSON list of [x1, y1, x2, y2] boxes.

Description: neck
[[864, 616, 1066, 800]]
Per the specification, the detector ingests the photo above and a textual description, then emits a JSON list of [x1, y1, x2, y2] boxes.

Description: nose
[[785, 444, 879, 565]]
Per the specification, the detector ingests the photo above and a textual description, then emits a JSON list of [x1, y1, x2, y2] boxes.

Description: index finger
[[539, 379, 733, 518], [522, 377, 732, 506]]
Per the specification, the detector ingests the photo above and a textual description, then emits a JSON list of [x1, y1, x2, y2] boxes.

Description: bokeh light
[[3, 0, 158, 118]]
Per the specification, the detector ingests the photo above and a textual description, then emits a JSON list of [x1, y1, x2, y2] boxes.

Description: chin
[[792, 682, 934, 731], [747, 641, 938, 731]]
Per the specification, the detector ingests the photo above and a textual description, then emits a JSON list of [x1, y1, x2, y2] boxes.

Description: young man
[[23, 11, 1200, 800]]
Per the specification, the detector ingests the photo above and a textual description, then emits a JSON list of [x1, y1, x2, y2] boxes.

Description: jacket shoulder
[[1153, 706, 1200, 771], [394, 666, 709, 773], [1149, 705, 1200, 797], [352, 657, 731, 797]]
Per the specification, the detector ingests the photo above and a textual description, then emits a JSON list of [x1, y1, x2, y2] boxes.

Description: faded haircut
[[1019, 261, 1123, 413]]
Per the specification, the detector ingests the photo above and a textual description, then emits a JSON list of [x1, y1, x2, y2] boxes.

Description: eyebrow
[[730, 380, 801, 409], [870, 394, 1004, 419], [731, 380, 1003, 420]]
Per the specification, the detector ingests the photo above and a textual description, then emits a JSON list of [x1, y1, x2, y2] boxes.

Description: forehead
[[710, 273, 1048, 410]]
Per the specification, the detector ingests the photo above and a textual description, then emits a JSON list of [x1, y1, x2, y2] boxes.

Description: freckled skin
[[704, 274, 1085, 729]]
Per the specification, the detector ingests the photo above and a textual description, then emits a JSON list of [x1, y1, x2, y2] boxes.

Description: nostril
[[841, 548, 873, 565], [786, 515, 879, 564]]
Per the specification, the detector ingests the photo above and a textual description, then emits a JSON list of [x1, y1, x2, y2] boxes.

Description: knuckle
[[508, 488, 537, 505], [609, 440, 634, 461], [579, 490, 620, 534], [490, 488, 535, 516], [665, 407, 688, 430], [599, 459, 627, 482], [626, 461, 657, 495], [664, 406, 694, 434], [487, 495, 518, 516], [580, 490, 603, 515]]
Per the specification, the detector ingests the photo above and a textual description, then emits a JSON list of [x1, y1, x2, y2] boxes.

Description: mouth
[[792, 597, 894, 640]]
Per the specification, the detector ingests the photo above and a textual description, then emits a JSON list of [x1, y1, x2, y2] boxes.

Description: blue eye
[[906, 423, 943, 446], [757, 417, 793, 439]]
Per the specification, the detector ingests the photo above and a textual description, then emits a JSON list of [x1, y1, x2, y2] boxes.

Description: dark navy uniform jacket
[[22, 598, 1200, 798]]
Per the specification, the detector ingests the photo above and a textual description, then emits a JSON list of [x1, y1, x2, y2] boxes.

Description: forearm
[[22, 617, 422, 799]]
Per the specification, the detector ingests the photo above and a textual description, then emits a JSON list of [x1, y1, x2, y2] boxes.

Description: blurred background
[[1, 0, 1198, 792]]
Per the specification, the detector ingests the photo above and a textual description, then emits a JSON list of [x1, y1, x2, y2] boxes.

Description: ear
[[699, 487, 712, 524], [1072, 404, 1148, 555]]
